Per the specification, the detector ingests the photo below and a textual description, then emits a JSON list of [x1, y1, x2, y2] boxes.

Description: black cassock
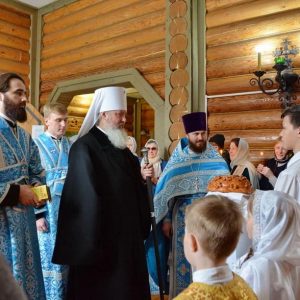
[[52, 126, 151, 300]]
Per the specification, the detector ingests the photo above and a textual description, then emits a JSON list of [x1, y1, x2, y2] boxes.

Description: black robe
[[52, 126, 151, 300]]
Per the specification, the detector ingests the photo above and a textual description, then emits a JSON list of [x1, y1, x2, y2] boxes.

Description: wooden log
[[168, 121, 185, 140], [168, 139, 180, 155], [169, 86, 189, 105], [206, 0, 250, 12], [208, 129, 282, 148], [169, 34, 188, 53], [0, 33, 29, 51], [207, 9, 300, 47], [0, 4, 31, 27], [44, 0, 141, 34], [155, 85, 165, 99], [170, 69, 189, 88], [206, 0, 300, 28], [169, 52, 188, 70], [42, 9, 165, 59], [169, 104, 188, 122], [41, 25, 164, 70], [169, 17, 187, 36], [41, 40, 165, 81], [207, 32, 300, 61], [0, 19, 30, 40], [207, 73, 271, 95], [169, 1, 187, 19], [143, 72, 165, 87], [206, 54, 300, 79], [0, 45, 29, 63], [43, 0, 100, 23], [0, 58, 29, 75], [40, 53, 165, 93], [208, 110, 282, 131], [43, 0, 165, 46], [207, 93, 298, 113]]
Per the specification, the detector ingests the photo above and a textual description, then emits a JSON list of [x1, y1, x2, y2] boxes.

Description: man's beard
[[189, 140, 207, 153], [3, 95, 27, 123], [106, 127, 128, 149]]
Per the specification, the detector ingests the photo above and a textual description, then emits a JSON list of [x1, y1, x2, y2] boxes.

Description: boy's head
[[184, 195, 243, 267], [280, 105, 300, 152], [43, 103, 68, 139]]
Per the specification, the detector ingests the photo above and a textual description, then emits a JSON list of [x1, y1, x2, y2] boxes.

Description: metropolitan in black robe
[[52, 126, 151, 300]]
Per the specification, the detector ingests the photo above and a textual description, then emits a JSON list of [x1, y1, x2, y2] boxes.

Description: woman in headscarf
[[257, 139, 293, 190], [141, 139, 169, 295], [126, 136, 138, 157], [140, 139, 167, 186], [229, 138, 260, 189], [234, 190, 300, 300]]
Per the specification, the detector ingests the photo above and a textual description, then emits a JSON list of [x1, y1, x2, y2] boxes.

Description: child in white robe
[[235, 190, 300, 300], [174, 195, 257, 300]]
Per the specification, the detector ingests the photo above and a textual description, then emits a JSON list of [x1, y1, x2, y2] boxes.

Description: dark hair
[[209, 134, 225, 149], [230, 137, 240, 147], [0, 73, 25, 93], [281, 105, 300, 128]]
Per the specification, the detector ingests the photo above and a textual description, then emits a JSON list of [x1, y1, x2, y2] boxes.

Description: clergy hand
[[141, 163, 153, 180], [19, 185, 40, 207], [162, 221, 172, 239], [36, 218, 48, 232]]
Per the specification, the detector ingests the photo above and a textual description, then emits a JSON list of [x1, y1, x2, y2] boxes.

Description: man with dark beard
[[0, 73, 46, 299], [153, 112, 230, 298], [52, 86, 152, 300]]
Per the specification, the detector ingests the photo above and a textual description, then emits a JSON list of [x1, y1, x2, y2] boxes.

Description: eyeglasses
[[147, 147, 157, 151]]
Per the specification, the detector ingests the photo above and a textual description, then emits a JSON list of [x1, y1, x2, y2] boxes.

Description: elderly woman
[[257, 139, 292, 190], [126, 136, 138, 157], [234, 190, 300, 300], [141, 139, 168, 295], [140, 139, 167, 185], [229, 138, 259, 189]]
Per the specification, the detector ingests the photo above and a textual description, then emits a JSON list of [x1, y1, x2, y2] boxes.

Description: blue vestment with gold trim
[[154, 138, 229, 297]]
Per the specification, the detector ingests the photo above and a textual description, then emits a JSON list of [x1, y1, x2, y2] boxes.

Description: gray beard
[[106, 128, 128, 149]]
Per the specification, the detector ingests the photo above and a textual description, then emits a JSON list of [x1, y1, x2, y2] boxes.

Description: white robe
[[274, 151, 300, 203]]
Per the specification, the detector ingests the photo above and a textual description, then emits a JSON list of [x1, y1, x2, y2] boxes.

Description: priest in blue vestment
[[0, 73, 46, 300], [34, 103, 70, 300], [153, 112, 230, 298]]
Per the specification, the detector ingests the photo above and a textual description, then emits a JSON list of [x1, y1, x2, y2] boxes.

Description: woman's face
[[229, 142, 238, 160], [274, 141, 288, 160], [146, 143, 158, 159]]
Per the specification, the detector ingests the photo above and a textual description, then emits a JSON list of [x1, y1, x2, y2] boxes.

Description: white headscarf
[[230, 138, 259, 189], [239, 190, 300, 300], [77, 87, 127, 139], [127, 136, 138, 156]]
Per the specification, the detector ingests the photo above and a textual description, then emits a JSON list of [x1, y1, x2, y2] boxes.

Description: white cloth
[[274, 151, 300, 203], [77, 87, 127, 139], [236, 190, 300, 300], [206, 192, 252, 269], [192, 265, 233, 285], [230, 138, 260, 189]]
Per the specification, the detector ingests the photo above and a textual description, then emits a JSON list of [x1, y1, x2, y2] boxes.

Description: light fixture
[[250, 39, 299, 108]]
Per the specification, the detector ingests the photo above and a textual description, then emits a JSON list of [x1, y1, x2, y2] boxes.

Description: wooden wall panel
[[40, 0, 166, 109], [206, 0, 300, 164], [0, 4, 31, 81]]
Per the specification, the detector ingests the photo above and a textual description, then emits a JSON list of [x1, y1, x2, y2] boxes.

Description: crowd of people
[[1, 71, 300, 300]]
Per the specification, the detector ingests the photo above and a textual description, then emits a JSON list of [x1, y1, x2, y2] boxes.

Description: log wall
[[40, 0, 166, 108], [206, 0, 300, 164], [0, 3, 31, 87]]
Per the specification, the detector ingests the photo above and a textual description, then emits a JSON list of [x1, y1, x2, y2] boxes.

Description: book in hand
[[31, 185, 51, 202]]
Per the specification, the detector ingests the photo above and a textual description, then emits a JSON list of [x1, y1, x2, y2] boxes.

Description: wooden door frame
[[47, 68, 168, 156]]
